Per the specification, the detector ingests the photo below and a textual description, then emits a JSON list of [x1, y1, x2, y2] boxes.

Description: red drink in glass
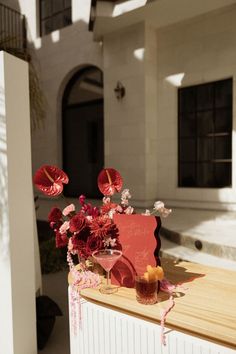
[[135, 276, 158, 305]]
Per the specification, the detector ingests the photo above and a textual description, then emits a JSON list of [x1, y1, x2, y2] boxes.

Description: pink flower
[[48, 207, 62, 222], [33, 165, 69, 196], [62, 203, 75, 216], [59, 221, 70, 234]]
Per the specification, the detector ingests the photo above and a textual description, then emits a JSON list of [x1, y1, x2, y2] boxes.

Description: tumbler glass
[[135, 275, 158, 305]]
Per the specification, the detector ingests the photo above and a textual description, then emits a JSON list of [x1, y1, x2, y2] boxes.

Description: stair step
[[160, 237, 236, 271], [161, 226, 236, 261]]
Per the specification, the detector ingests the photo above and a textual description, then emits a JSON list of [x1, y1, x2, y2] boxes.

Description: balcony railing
[[0, 2, 27, 58]]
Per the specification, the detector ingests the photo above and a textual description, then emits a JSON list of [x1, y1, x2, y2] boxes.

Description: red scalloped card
[[111, 214, 161, 288]]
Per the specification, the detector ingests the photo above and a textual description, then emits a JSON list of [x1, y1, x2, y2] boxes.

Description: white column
[[0, 51, 37, 354]]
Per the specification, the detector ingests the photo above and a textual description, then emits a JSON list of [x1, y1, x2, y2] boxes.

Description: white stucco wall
[[103, 23, 147, 203], [19, 0, 103, 173], [156, 5, 236, 210], [16, 0, 236, 210], [0, 51, 37, 354]]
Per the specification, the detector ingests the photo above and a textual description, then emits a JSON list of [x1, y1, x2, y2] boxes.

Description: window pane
[[52, 0, 63, 13], [197, 163, 214, 187], [197, 111, 213, 135], [214, 136, 231, 159], [215, 108, 232, 133], [53, 13, 64, 30], [179, 139, 196, 162], [41, 18, 52, 35], [215, 79, 232, 108], [41, 0, 52, 19], [214, 163, 231, 187], [178, 79, 232, 188], [179, 113, 195, 137], [198, 137, 213, 162], [64, 0, 71, 8], [179, 87, 195, 113], [179, 163, 196, 187], [63, 8, 72, 26], [197, 84, 213, 111]]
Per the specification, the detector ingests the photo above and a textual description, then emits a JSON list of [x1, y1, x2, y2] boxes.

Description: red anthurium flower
[[97, 168, 123, 196], [33, 165, 69, 196]]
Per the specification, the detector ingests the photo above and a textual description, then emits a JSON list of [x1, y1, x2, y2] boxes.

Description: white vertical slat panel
[[114, 316, 122, 354], [69, 289, 236, 354]]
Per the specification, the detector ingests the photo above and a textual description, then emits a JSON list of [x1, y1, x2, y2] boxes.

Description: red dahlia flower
[[33, 165, 69, 196], [97, 168, 123, 196], [90, 215, 114, 239]]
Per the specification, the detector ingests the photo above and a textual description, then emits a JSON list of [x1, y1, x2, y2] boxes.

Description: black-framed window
[[178, 78, 232, 188], [40, 0, 72, 36]]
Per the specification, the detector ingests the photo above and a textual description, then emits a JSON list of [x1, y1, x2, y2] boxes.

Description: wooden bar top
[[80, 259, 236, 349]]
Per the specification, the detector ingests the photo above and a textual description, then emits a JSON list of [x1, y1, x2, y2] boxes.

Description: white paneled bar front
[[69, 260, 236, 354], [69, 296, 235, 354]]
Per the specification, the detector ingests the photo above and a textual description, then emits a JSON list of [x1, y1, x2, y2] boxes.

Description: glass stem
[[107, 270, 110, 287]]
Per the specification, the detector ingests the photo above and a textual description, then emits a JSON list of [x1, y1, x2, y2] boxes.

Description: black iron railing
[[0, 2, 27, 57]]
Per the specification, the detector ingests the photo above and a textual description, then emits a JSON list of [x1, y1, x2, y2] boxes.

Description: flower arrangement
[[33, 165, 171, 266]]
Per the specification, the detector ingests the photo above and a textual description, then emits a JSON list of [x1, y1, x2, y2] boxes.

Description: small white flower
[[121, 189, 131, 199], [103, 197, 110, 204], [121, 189, 132, 206], [160, 208, 172, 218], [108, 209, 116, 219], [124, 206, 134, 215], [110, 238, 117, 247], [153, 201, 165, 211], [142, 209, 151, 216], [121, 198, 129, 206], [103, 237, 117, 247]]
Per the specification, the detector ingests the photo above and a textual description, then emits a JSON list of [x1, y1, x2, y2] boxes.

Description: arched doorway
[[62, 66, 104, 198]]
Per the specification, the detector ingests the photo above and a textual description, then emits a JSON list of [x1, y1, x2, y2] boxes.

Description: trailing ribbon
[[159, 278, 188, 345], [67, 251, 101, 335]]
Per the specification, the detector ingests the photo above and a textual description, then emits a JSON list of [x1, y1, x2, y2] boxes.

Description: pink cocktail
[[92, 249, 122, 294]]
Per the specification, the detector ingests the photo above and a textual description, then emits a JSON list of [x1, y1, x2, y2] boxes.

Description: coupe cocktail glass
[[92, 249, 122, 294]]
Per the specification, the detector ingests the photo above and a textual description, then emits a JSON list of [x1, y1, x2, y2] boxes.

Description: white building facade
[[4, 0, 236, 211]]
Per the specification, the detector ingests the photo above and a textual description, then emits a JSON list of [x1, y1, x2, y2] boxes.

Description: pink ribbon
[[159, 278, 188, 345]]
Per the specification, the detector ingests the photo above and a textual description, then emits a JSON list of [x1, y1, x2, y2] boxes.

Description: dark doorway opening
[[62, 66, 104, 198]]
